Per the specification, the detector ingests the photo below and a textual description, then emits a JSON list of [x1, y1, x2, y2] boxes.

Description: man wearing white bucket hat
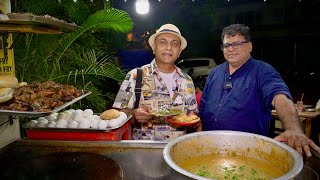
[[113, 24, 198, 140]]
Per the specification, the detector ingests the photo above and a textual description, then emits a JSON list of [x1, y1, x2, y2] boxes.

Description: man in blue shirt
[[199, 24, 318, 157]]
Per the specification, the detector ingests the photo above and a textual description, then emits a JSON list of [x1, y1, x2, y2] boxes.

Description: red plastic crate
[[26, 121, 132, 141]]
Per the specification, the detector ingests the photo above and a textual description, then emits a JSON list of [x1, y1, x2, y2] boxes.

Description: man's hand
[[274, 130, 319, 158], [134, 108, 152, 123]]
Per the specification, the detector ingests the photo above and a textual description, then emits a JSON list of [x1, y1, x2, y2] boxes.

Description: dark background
[[113, 0, 320, 106]]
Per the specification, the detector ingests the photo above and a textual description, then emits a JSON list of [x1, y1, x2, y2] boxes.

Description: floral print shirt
[[113, 59, 198, 115]]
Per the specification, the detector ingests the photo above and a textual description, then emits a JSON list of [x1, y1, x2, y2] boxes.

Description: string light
[[136, 0, 149, 14], [119, 0, 198, 2]]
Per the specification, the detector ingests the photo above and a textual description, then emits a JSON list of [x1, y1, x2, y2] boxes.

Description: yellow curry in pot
[[179, 153, 284, 180]]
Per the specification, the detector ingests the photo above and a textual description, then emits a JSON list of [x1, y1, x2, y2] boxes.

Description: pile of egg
[[27, 109, 128, 130]]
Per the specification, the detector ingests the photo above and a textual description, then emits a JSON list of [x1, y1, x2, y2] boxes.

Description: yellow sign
[[0, 34, 15, 75], [0, 0, 15, 75]]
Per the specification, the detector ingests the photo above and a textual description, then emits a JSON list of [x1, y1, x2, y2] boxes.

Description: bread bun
[[0, 74, 18, 88], [173, 113, 187, 122], [0, 88, 14, 103], [184, 114, 199, 122], [100, 109, 120, 120], [173, 113, 200, 123]]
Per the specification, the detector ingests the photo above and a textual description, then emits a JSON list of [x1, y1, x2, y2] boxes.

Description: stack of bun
[[100, 109, 127, 128], [0, 74, 19, 103]]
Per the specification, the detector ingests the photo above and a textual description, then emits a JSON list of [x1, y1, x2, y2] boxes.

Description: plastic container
[[26, 120, 132, 141]]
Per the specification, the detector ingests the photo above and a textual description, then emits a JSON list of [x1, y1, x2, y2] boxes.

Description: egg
[[56, 119, 67, 128], [56, 123, 67, 128], [89, 119, 99, 129], [72, 111, 83, 121], [119, 112, 127, 121], [28, 120, 38, 128], [64, 109, 72, 114], [83, 109, 94, 118], [98, 120, 108, 130], [37, 118, 48, 124], [47, 121, 56, 128], [108, 118, 123, 128], [69, 109, 76, 113], [57, 112, 67, 120], [78, 120, 90, 129], [75, 109, 83, 115], [45, 114, 56, 121], [53, 113, 58, 119], [92, 115, 100, 120], [37, 117, 47, 121], [108, 112, 127, 127], [37, 121, 48, 128], [64, 110, 73, 120], [74, 117, 86, 123], [67, 121, 78, 129]]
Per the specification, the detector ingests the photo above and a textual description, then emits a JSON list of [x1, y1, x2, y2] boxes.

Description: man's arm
[[272, 94, 319, 157], [272, 94, 303, 132], [117, 108, 151, 124]]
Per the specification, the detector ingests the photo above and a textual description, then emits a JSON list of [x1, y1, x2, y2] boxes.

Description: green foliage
[[12, 1, 133, 112]]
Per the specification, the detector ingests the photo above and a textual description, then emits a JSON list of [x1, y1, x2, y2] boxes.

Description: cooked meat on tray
[[0, 81, 84, 112]]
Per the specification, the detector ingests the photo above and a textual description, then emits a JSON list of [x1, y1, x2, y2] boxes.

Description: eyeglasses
[[221, 41, 248, 50]]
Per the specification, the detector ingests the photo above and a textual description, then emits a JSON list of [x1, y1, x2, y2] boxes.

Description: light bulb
[[136, 0, 149, 15]]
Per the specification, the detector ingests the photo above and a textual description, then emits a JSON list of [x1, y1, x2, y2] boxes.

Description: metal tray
[[22, 114, 132, 132], [0, 13, 78, 31], [6, 13, 34, 22], [32, 16, 78, 30], [0, 91, 91, 117]]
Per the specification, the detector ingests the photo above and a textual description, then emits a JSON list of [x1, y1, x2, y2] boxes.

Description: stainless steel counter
[[0, 140, 319, 179], [0, 140, 189, 179]]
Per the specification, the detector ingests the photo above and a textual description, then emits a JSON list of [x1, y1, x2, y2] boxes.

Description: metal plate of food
[[32, 15, 78, 30], [150, 109, 182, 117], [22, 114, 132, 132], [0, 91, 92, 117]]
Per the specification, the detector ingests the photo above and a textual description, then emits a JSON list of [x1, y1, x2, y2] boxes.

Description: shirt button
[[224, 90, 227, 93], [229, 77, 231, 80], [219, 104, 222, 107], [214, 118, 217, 122]]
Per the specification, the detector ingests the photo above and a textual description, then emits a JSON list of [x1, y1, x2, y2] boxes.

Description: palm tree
[[12, 0, 133, 112]]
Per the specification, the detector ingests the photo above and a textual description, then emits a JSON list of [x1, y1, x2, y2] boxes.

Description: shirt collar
[[150, 58, 187, 78], [225, 56, 253, 75]]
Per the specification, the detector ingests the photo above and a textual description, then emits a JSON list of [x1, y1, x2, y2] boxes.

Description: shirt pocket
[[231, 87, 256, 110]]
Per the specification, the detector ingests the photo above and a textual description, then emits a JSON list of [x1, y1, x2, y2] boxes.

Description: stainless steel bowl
[[163, 131, 303, 180]]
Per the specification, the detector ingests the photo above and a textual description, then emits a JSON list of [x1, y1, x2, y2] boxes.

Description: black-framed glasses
[[221, 41, 248, 50]]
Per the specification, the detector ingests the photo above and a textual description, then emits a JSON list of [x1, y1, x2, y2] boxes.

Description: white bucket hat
[[148, 24, 187, 50]]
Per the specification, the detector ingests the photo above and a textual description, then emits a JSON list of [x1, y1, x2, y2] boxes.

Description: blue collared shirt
[[199, 57, 292, 136]]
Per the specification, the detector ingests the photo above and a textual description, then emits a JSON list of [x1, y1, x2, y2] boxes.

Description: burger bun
[[0, 87, 14, 103], [0, 74, 18, 88]]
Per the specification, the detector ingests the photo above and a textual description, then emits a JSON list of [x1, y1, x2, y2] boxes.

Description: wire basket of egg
[[26, 109, 128, 130]]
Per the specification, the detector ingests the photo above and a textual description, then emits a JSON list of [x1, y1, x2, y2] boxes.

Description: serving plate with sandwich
[[167, 113, 200, 127]]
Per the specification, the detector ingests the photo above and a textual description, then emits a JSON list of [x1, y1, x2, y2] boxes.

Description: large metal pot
[[163, 131, 303, 180]]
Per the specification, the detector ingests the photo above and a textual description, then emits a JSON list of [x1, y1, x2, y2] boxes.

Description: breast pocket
[[231, 87, 256, 110]]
